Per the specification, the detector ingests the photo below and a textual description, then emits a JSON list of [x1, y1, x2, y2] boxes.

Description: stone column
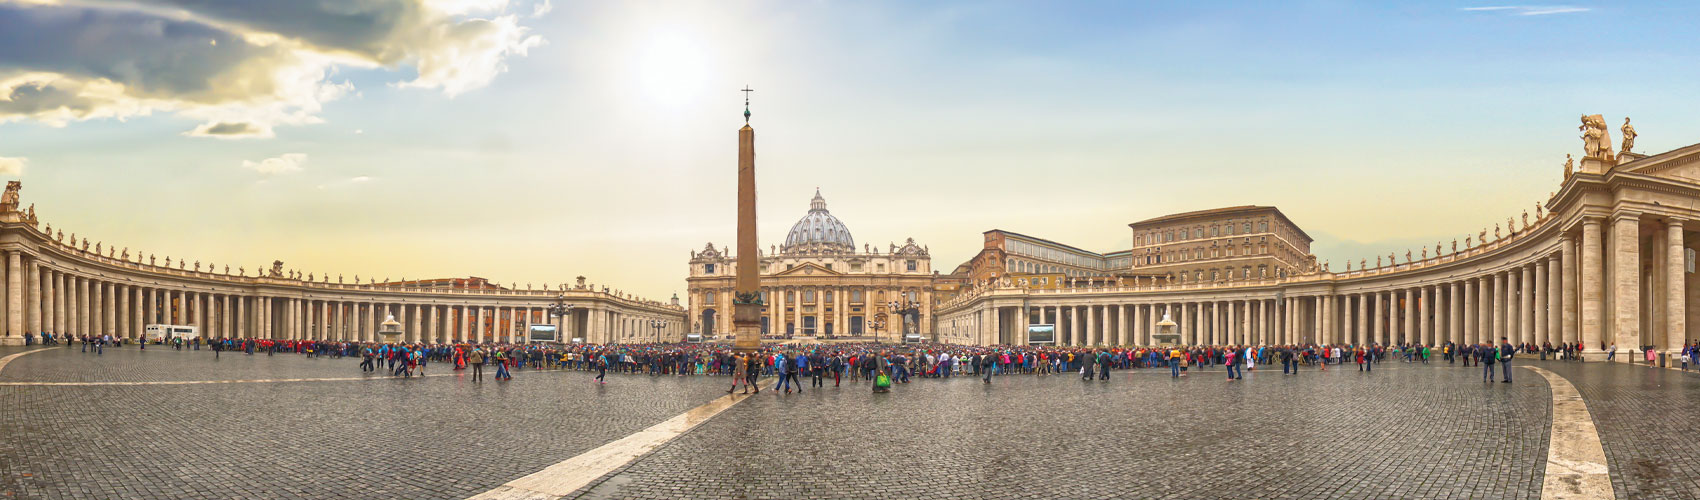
[[1548, 253, 1562, 347], [1084, 304, 1096, 346], [1667, 219, 1686, 356], [1612, 214, 1640, 358], [1535, 260, 1548, 347], [1450, 282, 1462, 344], [1370, 292, 1382, 346], [1580, 219, 1604, 352], [25, 259, 39, 338], [1492, 272, 1505, 343], [1562, 236, 1579, 345], [104, 282, 115, 336], [1399, 289, 1412, 345], [1465, 280, 1477, 345], [79, 278, 90, 336], [1521, 264, 1535, 345], [1480, 276, 1493, 345], [1420, 286, 1432, 345], [0, 251, 11, 339], [475, 306, 487, 343], [1352, 294, 1365, 346]]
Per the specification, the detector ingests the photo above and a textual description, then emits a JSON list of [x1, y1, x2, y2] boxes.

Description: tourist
[[494, 349, 511, 381], [469, 347, 486, 382], [1480, 343, 1497, 382], [1607, 343, 1617, 361], [1498, 338, 1514, 384], [1224, 348, 1240, 381], [980, 351, 995, 383], [728, 353, 749, 393]]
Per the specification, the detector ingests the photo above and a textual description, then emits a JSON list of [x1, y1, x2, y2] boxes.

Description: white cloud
[[0, 1, 545, 136], [1461, 5, 1591, 15], [532, 0, 552, 18], [241, 153, 307, 175], [0, 156, 26, 176]]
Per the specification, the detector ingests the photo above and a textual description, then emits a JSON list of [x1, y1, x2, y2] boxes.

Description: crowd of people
[[44, 334, 1700, 388]]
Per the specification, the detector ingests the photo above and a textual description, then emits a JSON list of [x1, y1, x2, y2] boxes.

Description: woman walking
[[728, 353, 750, 394]]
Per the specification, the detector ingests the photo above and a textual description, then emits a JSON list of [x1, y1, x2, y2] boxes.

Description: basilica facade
[[686, 190, 935, 341]]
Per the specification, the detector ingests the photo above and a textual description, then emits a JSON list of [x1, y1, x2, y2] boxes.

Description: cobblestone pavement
[[11, 348, 1700, 500], [0, 347, 729, 499], [582, 361, 1552, 500], [1533, 359, 1700, 500]]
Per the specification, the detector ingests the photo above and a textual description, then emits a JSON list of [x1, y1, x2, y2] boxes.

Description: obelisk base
[[733, 303, 762, 352]]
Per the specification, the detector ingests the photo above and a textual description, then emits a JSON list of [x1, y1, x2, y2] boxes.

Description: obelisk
[[732, 87, 763, 351]]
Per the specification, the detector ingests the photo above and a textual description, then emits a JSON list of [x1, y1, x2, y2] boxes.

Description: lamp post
[[545, 294, 575, 343], [871, 314, 887, 344], [888, 299, 921, 341], [649, 319, 665, 344]]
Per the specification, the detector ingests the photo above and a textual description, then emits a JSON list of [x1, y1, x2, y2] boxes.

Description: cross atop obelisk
[[741, 85, 754, 123]]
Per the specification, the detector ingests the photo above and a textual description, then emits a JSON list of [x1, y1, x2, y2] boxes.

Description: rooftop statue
[[0, 181, 20, 213], [1621, 117, 1637, 154], [1564, 154, 1574, 177], [1580, 114, 1614, 159]]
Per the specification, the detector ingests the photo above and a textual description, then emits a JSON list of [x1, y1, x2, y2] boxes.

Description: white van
[[144, 324, 198, 343]]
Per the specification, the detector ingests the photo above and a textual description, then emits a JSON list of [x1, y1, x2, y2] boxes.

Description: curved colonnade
[[938, 142, 1700, 358], [0, 202, 686, 346]]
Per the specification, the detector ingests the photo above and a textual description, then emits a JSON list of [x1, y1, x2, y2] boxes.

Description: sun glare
[[633, 30, 714, 109]]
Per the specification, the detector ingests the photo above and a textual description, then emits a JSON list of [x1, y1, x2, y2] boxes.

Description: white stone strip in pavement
[[1525, 366, 1615, 500], [0, 346, 62, 376], [468, 390, 754, 500]]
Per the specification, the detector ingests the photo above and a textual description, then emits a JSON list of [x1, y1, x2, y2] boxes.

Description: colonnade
[[0, 219, 687, 346], [939, 212, 1696, 359]]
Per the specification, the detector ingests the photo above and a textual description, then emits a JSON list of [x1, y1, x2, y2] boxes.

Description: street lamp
[[887, 299, 921, 341], [870, 315, 887, 344], [649, 319, 666, 343], [546, 294, 575, 343]]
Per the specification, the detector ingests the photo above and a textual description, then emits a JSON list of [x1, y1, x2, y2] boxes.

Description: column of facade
[[1480, 276, 1494, 345], [24, 259, 38, 338], [3, 251, 17, 338], [1418, 286, 1431, 346], [1449, 282, 1462, 345], [1535, 260, 1549, 347], [1666, 220, 1686, 356], [1490, 272, 1504, 343], [1563, 235, 1581, 346], [1547, 254, 1561, 347], [1612, 214, 1641, 357], [1521, 264, 1535, 345]]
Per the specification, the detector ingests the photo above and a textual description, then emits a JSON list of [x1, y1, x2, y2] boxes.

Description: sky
[[2, 0, 1698, 301]]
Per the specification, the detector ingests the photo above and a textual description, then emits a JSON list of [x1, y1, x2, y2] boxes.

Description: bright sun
[[633, 30, 713, 109]]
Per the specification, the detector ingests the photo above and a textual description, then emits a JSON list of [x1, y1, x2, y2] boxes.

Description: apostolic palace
[[0, 114, 1694, 360]]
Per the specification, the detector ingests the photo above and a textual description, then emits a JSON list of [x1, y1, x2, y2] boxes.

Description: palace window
[[786, 264, 794, 270], [1211, 226, 1219, 237], [704, 263, 715, 274], [704, 293, 715, 305], [787, 291, 795, 302], [1259, 222, 1268, 232], [851, 290, 863, 302], [826, 264, 833, 271], [825, 291, 834, 302], [877, 263, 886, 272], [803, 290, 815, 302]]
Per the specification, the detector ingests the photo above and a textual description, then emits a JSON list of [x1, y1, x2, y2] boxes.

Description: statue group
[[1580, 114, 1615, 160]]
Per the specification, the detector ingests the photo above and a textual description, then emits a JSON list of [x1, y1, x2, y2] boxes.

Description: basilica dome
[[783, 189, 855, 253]]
